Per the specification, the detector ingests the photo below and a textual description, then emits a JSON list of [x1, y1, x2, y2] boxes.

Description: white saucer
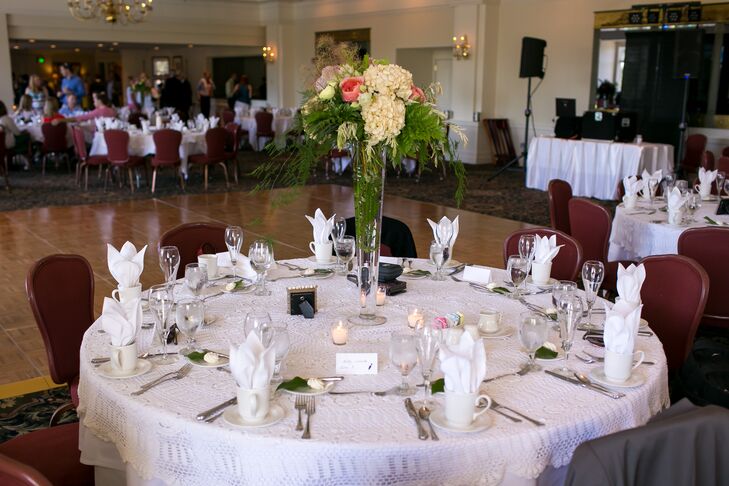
[[702, 195, 719, 202], [589, 368, 645, 389], [222, 403, 286, 428], [430, 408, 492, 433], [479, 325, 514, 339], [97, 360, 152, 379], [307, 256, 337, 265], [183, 350, 230, 368], [444, 259, 462, 269], [526, 277, 557, 288], [535, 351, 563, 363], [640, 318, 649, 330], [280, 381, 335, 396]]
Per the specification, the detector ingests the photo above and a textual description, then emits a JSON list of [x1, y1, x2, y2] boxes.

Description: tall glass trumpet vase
[[349, 147, 387, 326]]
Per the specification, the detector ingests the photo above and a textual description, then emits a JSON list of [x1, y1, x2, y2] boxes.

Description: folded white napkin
[[196, 113, 205, 123], [229, 332, 276, 389], [640, 169, 662, 199], [107, 242, 146, 288], [438, 332, 486, 394], [216, 252, 257, 279], [141, 119, 150, 134], [95, 118, 104, 132], [306, 208, 335, 244], [209, 116, 220, 128], [667, 187, 687, 212], [616, 263, 645, 306], [603, 303, 642, 354], [623, 175, 644, 197], [533, 234, 563, 264], [698, 167, 717, 187], [427, 215, 460, 248], [170, 113, 180, 123], [100, 297, 142, 346]]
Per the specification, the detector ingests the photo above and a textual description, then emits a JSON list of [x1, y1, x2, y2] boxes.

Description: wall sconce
[[262, 46, 276, 63], [452, 35, 470, 60]]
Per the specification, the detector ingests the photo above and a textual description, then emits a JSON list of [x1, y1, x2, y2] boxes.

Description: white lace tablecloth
[[526, 136, 674, 200], [89, 129, 206, 174], [78, 260, 669, 486], [237, 116, 292, 151], [608, 199, 728, 261]]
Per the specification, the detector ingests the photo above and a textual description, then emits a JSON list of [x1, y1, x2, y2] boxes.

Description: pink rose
[[410, 86, 425, 102], [340, 76, 365, 103]]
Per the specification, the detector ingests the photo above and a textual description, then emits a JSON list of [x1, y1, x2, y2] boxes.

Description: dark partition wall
[[211, 56, 266, 100]]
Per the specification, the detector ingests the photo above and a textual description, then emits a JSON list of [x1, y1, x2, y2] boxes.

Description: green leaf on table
[[277, 376, 309, 391], [186, 351, 207, 362], [535, 346, 558, 359], [403, 269, 431, 277], [430, 378, 445, 394], [546, 312, 558, 321], [491, 286, 511, 296], [705, 216, 718, 225]]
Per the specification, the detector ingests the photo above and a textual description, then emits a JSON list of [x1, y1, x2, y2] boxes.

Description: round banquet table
[[15, 121, 96, 147], [237, 115, 292, 151], [78, 260, 669, 486], [608, 197, 729, 261]]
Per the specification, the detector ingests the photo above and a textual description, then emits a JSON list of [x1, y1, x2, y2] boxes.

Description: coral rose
[[340, 76, 365, 103], [410, 86, 425, 102]]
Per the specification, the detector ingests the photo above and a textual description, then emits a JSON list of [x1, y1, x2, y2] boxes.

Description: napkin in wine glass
[[229, 333, 276, 389], [623, 175, 644, 197], [640, 169, 663, 199], [533, 234, 563, 264], [305, 208, 335, 244], [100, 297, 142, 346], [667, 187, 687, 212], [427, 215, 460, 249], [603, 304, 642, 354], [616, 263, 646, 307], [209, 116, 220, 128], [215, 252, 257, 279], [107, 242, 147, 288], [438, 332, 486, 394]]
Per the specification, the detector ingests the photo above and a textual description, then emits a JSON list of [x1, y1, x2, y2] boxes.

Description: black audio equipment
[[519, 37, 547, 79]]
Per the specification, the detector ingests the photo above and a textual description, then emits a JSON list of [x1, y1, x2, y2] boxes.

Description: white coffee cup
[[309, 241, 333, 263], [531, 261, 552, 285], [668, 209, 683, 225], [112, 284, 142, 304], [694, 183, 711, 199], [444, 390, 492, 429], [604, 349, 645, 382], [197, 254, 218, 280], [237, 387, 270, 424], [623, 194, 637, 210], [477, 308, 501, 334], [110, 342, 137, 374]]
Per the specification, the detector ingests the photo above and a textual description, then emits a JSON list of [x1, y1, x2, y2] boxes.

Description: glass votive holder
[[331, 320, 349, 345], [376, 286, 386, 306], [407, 306, 424, 330]]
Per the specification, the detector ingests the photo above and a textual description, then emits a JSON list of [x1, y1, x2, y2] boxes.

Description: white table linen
[[237, 115, 293, 151], [79, 260, 668, 486], [608, 199, 728, 261], [526, 136, 674, 200]]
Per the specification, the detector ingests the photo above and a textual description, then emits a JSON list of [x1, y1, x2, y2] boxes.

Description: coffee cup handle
[[694, 183, 701, 193], [632, 350, 645, 370], [111, 289, 121, 302], [473, 394, 492, 420], [308, 242, 316, 254], [111, 348, 122, 369]]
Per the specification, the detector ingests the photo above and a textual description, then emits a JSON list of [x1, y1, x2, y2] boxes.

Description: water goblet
[[225, 225, 244, 279], [685, 192, 701, 222], [390, 333, 418, 396], [519, 312, 549, 372], [552, 280, 577, 307], [647, 178, 659, 204], [175, 298, 204, 354], [507, 255, 529, 298], [244, 311, 272, 344], [334, 235, 355, 275], [159, 246, 180, 289], [331, 216, 347, 242], [518, 234, 537, 271], [270, 324, 290, 385], [675, 179, 689, 195], [148, 284, 178, 365], [185, 263, 208, 299], [661, 173, 675, 199], [581, 260, 605, 328], [557, 293, 583, 372], [716, 171, 726, 197], [429, 240, 450, 281], [249, 240, 274, 296], [413, 323, 441, 411]]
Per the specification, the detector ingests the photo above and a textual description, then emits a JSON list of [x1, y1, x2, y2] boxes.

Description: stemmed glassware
[[518, 234, 537, 274], [557, 293, 583, 372], [675, 179, 689, 196], [244, 311, 272, 344], [581, 260, 605, 328], [224, 225, 244, 280], [270, 324, 290, 385], [390, 333, 418, 396], [159, 246, 180, 290], [184, 263, 208, 299], [507, 255, 529, 298], [413, 323, 441, 410], [519, 312, 549, 372], [552, 280, 577, 307], [661, 173, 675, 199], [333, 235, 355, 275], [716, 171, 726, 197], [175, 298, 204, 354], [647, 178, 660, 204], [429, 240, 451, 281], [148, 284, 178, 364], [332, 216, 347, 241], [249, 240, 274, 296], [685, 192, 702, 222]]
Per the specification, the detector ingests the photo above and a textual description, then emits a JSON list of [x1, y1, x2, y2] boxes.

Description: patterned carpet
[[0, 387, 76, 442]]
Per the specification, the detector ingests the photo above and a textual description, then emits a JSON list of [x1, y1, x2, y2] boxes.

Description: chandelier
[[67, 0, 154, 24]]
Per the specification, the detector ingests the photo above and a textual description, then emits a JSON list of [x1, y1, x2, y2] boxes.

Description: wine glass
[[249, 240, 274, 296], [647, 178, 659, 204], [716, 171, 726, 197], [184, 263, 207, 299], [507, 255, 529, 298], [331, 216, 347, 242], [557, 293, 583, 372], [148, 284, 178, 364], [661, 173, 675, 199], [519, 312, 549, 372], [429, 240, 450, 281], [552, 280, 577, 307], [159, 246, 180, 289], [244, 311, 272, 344], [675, 179, 689, 195], [390, 333, 418, 396], [334, 235, 355, 275], [685, 192, 702, 222], [413, 323, 441, 411], [175, 298, 204, 354], [581, 260, 605, 328], [224, 225, 244, 280], [518, 234, 537, 272], [270, 324, 290, 385]]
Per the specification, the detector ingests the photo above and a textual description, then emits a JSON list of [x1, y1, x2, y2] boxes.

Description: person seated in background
[[0, 100, 30, 170], [59, 93, 84, 117], [13, 95, 34, 120], [56, 92, 116, 123], [42, 99, 65, 124]]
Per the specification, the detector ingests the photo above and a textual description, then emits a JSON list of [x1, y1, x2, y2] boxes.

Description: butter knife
[[197, 397, 237, 421], [544, 369, 624, 399], [404, 398, 429, 440]]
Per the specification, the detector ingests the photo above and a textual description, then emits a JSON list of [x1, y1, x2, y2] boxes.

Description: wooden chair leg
[[41, 155, 46, 176], [103, 167, 110, 192], [151, 167, 158, 193], [178, 167, 185, 191], [128, 168, 135, 193], [204, 165, 209, 191], [84, 166, 90, 191], [218, 162, 229, 188]]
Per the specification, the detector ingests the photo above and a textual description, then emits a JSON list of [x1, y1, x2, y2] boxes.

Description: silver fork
[[302, 396, 316, 439], [132, 364, 192, 396], [295, 395, 306, 431], [137, 367, 184, 389]]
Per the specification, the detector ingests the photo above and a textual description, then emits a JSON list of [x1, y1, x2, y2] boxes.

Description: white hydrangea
[[361, 94, 405, 146], [363, 64, 413, 100]]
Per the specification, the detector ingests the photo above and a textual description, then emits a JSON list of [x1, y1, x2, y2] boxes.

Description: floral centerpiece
[[256, 39, 466, 325]]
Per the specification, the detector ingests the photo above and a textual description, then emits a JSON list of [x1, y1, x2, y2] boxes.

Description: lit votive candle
[[407, 308, 424, 329], [331, 320, 348, 345], [376, 286, 386, 306]]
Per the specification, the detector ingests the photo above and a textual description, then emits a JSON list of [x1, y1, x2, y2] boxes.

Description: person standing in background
[[197, 71, 215, 118], [179, 74, 192, 121], [25, 75, 48, 113], [235, 74, 252, 109], [225, 72, 238, 109], [58, 63, 85, 105]]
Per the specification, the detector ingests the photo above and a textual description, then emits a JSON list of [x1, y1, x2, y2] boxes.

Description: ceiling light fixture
[[28, 39, 36, 44], [67, 0, 153, 25]]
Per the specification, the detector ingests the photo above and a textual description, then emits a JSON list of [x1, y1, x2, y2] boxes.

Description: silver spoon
[[418, 407, 439, 441], [574, 372, 624, 398]]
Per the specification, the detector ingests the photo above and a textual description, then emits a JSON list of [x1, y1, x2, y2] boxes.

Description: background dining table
[[237, 115, 293, 151], [16, 120, 96, 147]]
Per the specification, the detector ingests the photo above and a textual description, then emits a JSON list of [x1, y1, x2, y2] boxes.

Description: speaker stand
[[675, 73, 690, 178]]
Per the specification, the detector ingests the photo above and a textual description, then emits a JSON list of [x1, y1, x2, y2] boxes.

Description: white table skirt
[[78, 260, 668, 486], [526, 136, 674, 200], [608, 198, 728, 261], [89, 129, 206, 174], [237, 116, 292, 151]]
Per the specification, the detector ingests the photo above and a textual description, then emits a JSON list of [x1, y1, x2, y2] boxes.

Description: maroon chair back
[[0, 453, 52, 486], [224, 122, 239, 153], [503, 228, 583, 281], [639, 255, 709, 372], [103, 129, 131, 163], [70, 126, 87, 159], [682, 134, 707, 170], [152, 129, 182, 164], [159, 222, 228, 278], [222, 110, 235, 124], [701, 150, 715, 171], [568, 198, 610, 264], [255, 111, 274, 135], [722, 146, 729, 157], [204, 127, 228, 160], [41, 123, 68, 153], [716, 156, 729, 174], [548, 179, 572, 234], [678, 227, 729, 329], [25, 255, 94, 386]]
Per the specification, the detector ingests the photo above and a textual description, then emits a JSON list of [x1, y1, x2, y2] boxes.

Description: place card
[[462, 265, 492, 285], [336, 353, 378, 375]]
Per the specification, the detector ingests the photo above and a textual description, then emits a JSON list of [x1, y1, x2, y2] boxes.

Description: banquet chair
[[717, 156, 729, 175], [221, 110, 235, 125], [565, 399, 729, 486], [678, 227, 729, 329], [103, 129, 147, 193], [701, 150, 715, 171], [188, 127, 230, 191], [159, 222, 228, 278], [345, 216, 418, 258], [151, 129, 184, 193], [71, 126, 107, 191], [25, 254, 95, 423], [503, 228, 583, 281], [723, 146, 729, 157], [0, 129, 10, 191], [547, 179, 572, 234], [681, 133, 707, 173], [255, 111, 275, 150], [224, 122, 241, 184], [40, 122, 70, 176], [639, 255, 709, 372], [0, 422, 94, 486]]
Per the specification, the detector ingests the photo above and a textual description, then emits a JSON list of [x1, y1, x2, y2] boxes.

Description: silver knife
[[544, 370, 624, 399], [91, 352, 171, 364], [404, 398, 429, 440], [197, 397, 237, 421]]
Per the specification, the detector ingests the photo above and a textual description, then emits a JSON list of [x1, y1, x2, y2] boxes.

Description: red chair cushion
[[503, 228, 583, 281]]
